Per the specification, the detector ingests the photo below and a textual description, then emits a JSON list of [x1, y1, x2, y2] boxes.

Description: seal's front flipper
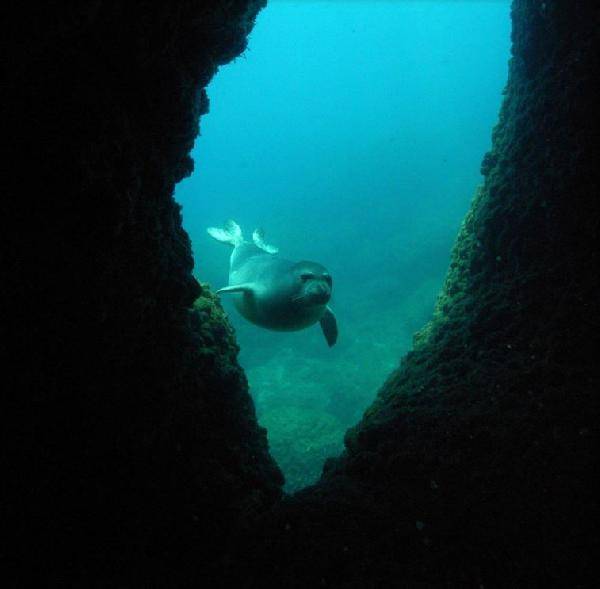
[[320, 306, 338, 347], [216, 283, 256, 295]]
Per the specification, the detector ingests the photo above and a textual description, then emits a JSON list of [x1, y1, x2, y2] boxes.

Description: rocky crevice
[[236, 1, 599, 586]]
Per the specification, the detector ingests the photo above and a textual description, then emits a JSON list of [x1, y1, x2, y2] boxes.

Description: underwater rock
[[4, 1, 279, 586]]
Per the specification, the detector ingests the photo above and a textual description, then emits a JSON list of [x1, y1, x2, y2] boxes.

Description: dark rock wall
[[3, 1, 281, 585], [238, 1, 599, 586]]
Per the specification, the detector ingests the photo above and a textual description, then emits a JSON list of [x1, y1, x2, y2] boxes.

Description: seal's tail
[[207, 220, 243, 247], [252, 228, 279, 254]]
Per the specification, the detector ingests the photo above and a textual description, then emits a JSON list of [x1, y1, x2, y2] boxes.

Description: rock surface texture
[[4, 2, 281, 586], [3, 0, 598, 586]]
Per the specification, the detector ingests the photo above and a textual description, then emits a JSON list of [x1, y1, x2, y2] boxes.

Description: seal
[[207, 220, 338, 346]]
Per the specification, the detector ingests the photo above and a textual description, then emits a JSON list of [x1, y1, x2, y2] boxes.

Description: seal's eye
[[323, 274, 332, 286], [300, 273, 315, 281]]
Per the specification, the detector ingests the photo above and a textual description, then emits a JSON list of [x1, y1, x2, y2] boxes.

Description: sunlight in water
[[175, 0, 511, 491]]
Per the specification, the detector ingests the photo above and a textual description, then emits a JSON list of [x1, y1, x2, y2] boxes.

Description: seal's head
[[292, 261, 332, 307]]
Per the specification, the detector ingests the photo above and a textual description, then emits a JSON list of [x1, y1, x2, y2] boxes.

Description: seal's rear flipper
[[320, 306, 338, 347], [252, 228, 279, 254], [216, 283, 256, 295], [207, 220, 243, 247]]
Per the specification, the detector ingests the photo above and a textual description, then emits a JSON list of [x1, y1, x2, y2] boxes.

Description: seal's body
[[207, 220, 338, 346]]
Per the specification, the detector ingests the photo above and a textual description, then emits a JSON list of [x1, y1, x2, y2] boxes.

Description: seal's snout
[[297, 265, 333, 306], [307, 282, 331, 304]]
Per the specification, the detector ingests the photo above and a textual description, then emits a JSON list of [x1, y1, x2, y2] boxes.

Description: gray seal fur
[[207, 220, 338, 346]]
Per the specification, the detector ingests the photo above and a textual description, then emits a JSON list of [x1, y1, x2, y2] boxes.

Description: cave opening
[[175, 0, 511, 492]]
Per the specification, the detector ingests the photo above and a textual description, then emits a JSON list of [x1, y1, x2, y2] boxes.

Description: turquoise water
[[175, 0, 511, 492]]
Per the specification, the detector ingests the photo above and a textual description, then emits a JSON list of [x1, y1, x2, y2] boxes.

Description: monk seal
[[207, 220, 338, 346]]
